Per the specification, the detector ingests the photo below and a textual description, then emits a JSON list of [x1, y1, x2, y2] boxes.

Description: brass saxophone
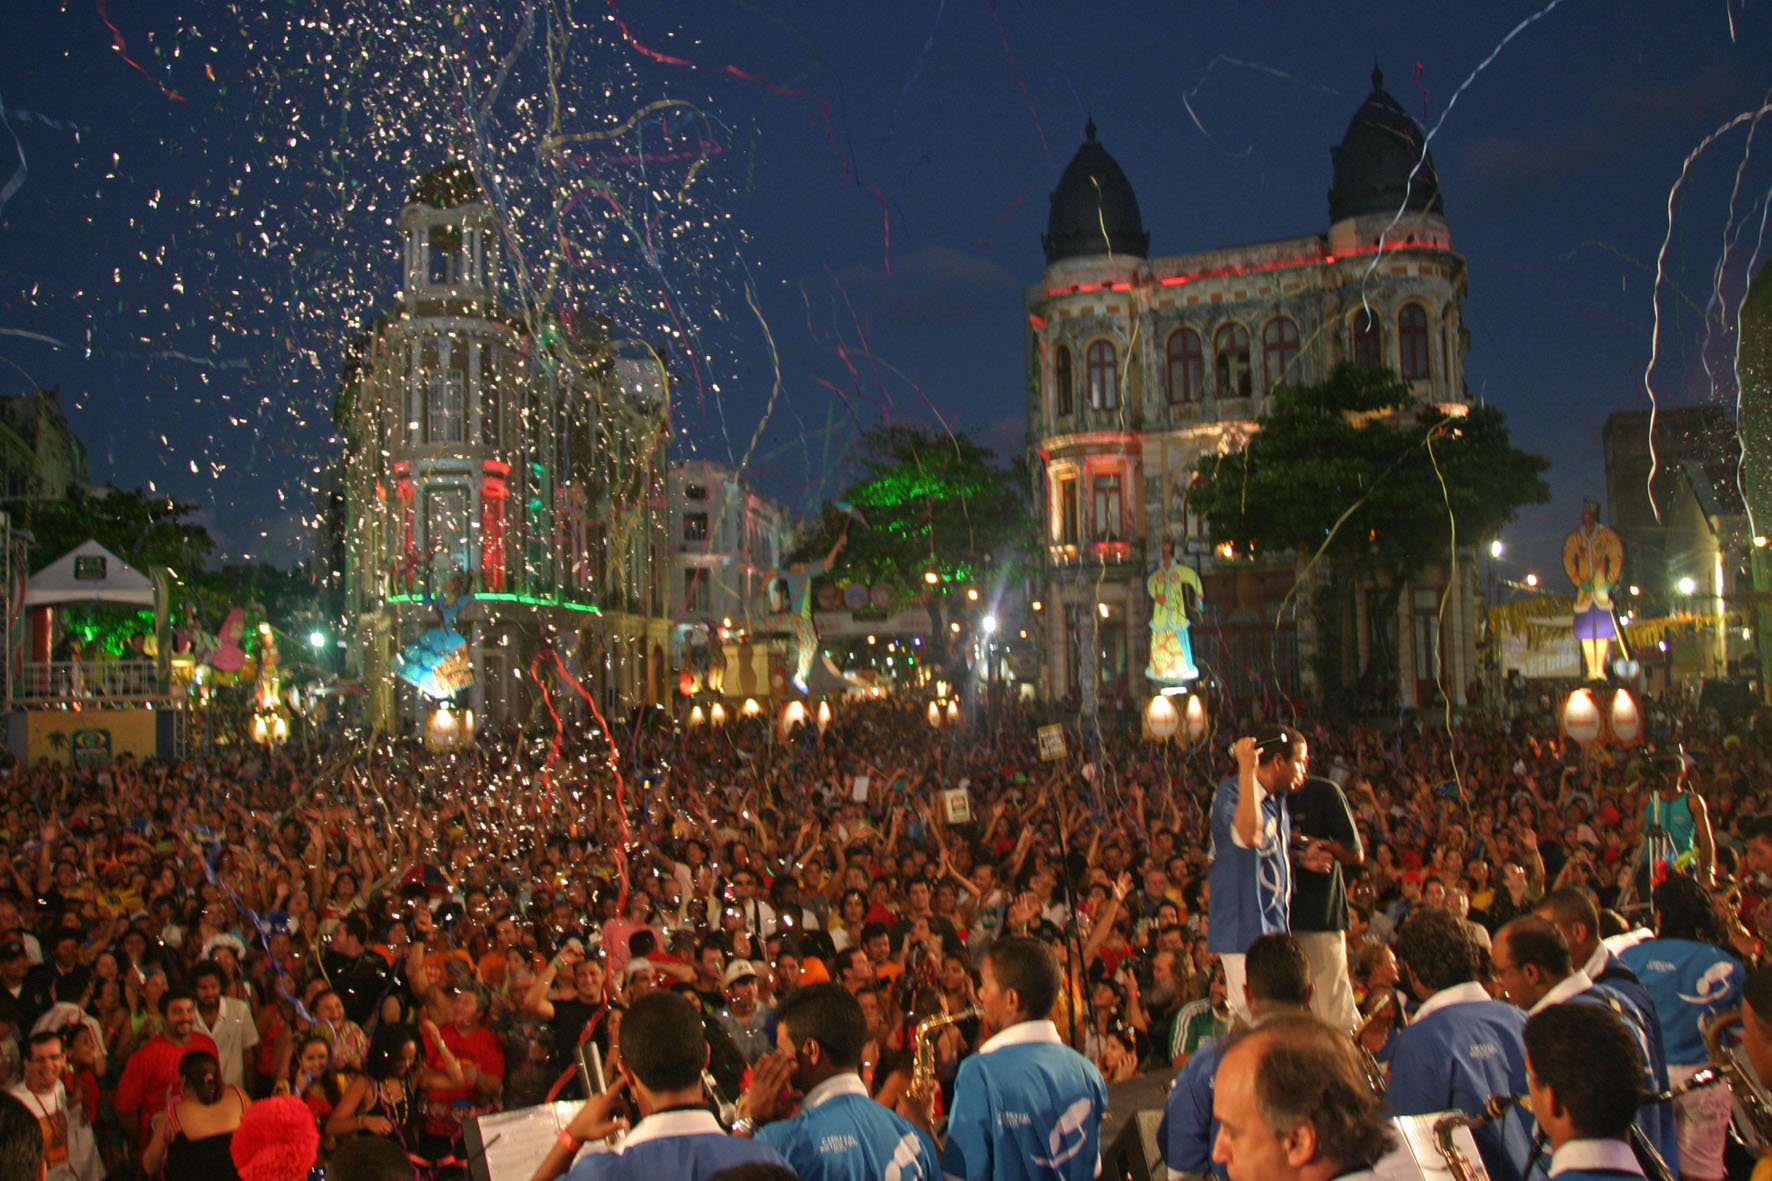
[[910, 1006, 981, 1105], [1431, 1093, 1525, 1181], [1703, 1007, 1772, 1143]]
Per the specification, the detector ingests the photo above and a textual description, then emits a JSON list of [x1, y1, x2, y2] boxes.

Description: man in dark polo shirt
[[1287, 773, 1363, 1032]]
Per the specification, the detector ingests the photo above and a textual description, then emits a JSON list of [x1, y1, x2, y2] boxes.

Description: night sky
[[1, 1, 1769, 587]]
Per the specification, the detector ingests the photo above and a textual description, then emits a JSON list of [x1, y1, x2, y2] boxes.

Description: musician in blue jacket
[[1489, 916, 1677, 1176], [1524, 1003, 1651, 1181], [530, 991, 790, 1181], [1382, 907, 1533, 1181], [1159, 933, 1313, 1181], [737, 982, 940, 1181], [942, 936, 1109, 1181]]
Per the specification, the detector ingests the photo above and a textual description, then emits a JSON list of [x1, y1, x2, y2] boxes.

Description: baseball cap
[[724, 959, 759, 986], [624, 957, 658, 980]]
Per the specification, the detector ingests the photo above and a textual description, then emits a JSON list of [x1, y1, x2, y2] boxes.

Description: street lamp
[[1525, 573, 1539, 588], [1489, 539, 1505, 559], [1677, 576, 1698, 596], [982, 615, 998, 634], [308, 631, 326, 649]]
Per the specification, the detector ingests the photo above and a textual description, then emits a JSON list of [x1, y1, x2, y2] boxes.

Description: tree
[[1188, 363, 1550, 708], [3, 487, 318, 661], [791, 424, 1033, 660]]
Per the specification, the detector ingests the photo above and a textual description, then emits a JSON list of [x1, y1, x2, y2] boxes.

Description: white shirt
[[1413, 980, 1493, 1023], [1529, 969, 1595, 1015], [194, 996, 260, 1088], [977, 1018, 1062, 1054], [1548, 1137, 1643, 1177], [800, 1071, 870, 1110], [8, 1079, 77, 1181]]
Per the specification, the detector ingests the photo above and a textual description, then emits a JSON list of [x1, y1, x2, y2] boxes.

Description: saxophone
[[1703, 1007, 1772, 1144], [910, 1006, 981, 1105], [1431, 1093, 1525, 1181]]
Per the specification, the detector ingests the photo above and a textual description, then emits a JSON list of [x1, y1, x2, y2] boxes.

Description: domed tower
[[1326, 65, 1449, 257], [400, 160, 500, 313], [1042, 118, 1149, 280]]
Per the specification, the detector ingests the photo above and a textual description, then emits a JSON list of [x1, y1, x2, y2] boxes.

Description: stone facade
[[335, 161, 672, 730], [1028, 74, 1480, 715]]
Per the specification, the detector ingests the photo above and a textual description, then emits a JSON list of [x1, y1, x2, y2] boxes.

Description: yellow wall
[[25, 709, 158, 766]]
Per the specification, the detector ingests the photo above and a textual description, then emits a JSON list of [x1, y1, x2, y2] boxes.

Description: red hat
[[230, 1094, 319, 1181]]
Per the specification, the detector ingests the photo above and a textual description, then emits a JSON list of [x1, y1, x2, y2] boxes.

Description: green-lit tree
[[1188, 363, 1550, 709], [792, 424, 1033, 654]]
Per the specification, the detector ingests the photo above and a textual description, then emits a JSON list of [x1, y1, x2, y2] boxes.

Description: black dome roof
[[1042, 119, 1150, 265], [408, 160, 484, 209], [1328, 66, 1444, 224]]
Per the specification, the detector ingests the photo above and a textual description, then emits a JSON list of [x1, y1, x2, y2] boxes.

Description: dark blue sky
[[1, 1, 1768, 585]]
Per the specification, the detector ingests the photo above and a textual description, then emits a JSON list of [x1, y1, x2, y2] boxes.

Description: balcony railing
[[12, 660, 164, 704]]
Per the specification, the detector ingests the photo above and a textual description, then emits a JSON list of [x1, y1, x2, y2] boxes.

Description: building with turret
[[335, 161, 672, 730], [1027, 69, 1476, 713]]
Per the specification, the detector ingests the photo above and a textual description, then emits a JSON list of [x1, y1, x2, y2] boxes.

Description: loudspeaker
[[1100, 1109, 1166, 1181]]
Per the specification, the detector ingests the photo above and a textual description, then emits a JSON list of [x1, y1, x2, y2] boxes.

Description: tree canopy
[[791, 424, 1033, 594], [1188, 363, 1550, 706], [1189, 363, 1550, 576]]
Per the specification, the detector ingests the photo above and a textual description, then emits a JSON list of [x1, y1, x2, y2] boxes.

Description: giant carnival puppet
[[1562, 497, 1625, 681], [759, 523, 848, 695], [1146, 542, 1204, 684], [394, 572, 476, 699]]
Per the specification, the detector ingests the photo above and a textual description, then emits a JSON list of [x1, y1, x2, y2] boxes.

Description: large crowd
[[0, 691, 1770, 1181]]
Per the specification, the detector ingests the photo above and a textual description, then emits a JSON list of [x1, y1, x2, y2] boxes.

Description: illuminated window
[[1399, 304, 1430, 380], [1214, 324, 1252, 398], [1054, 346, 1073, 416], [1166, 328, 1204, 404], [1087, 340, 1119, 411], [683, 512, 708, 542], [1092, 472, 1123, 540], [1262, 317, 1301, 390], [1352, 308, 1383, 369], [1058, 477, 1078, 545]]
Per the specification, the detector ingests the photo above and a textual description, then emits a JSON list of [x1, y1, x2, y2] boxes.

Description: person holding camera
[[1208, 726, 1310, 1023]]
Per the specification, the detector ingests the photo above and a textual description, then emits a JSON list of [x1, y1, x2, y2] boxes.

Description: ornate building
[[1027, 69, 1477, 713], [335, 161, 671, 730]]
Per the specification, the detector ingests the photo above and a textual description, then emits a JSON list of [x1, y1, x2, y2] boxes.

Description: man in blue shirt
[[1523, 1003, 1651, 1181], [1209, 1013, 1394, 1181], [942, 936, 1109, 1181], [1382, 908, 1533, 1181], [737, 982, 940, 1181], [1489, 916, 1676, 1176], [1207, 726, 1310, 1023], [1160, 933, 1313, 1181], [1618, 875, 1742, 1181], [529, 991, 789, 1181]]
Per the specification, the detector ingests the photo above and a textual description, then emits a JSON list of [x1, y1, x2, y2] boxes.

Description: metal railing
[[12, 660, 163, 703]]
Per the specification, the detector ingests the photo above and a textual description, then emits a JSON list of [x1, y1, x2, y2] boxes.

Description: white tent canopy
[[24, 540, 156, 607]]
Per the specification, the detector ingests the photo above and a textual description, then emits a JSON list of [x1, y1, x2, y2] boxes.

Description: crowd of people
[[0, 691, 1768, 1181]]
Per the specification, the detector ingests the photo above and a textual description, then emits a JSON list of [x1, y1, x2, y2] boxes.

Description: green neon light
[[386, 593, 602, 614]]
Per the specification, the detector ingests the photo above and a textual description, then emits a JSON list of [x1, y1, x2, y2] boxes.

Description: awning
[[24, 540, 156, 607]]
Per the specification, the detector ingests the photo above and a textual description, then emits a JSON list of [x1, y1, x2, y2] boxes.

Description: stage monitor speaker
[[1101, 1108, 1167, 1181]]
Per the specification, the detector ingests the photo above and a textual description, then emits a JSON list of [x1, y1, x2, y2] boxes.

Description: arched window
[[1087, 340, 1118, 410], [1214, 324, 1252, 399], [1352, 308, 1383, 369], [1398, 304, 1430, 380], [1166, 328, 1204, 404], [1054, 345, 1073, 416], [1261, 317, 1301, 390]]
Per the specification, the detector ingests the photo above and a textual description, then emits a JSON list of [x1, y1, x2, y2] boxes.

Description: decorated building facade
[[335, 161, 672, 731], [1028, 70, 1479, 713]]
